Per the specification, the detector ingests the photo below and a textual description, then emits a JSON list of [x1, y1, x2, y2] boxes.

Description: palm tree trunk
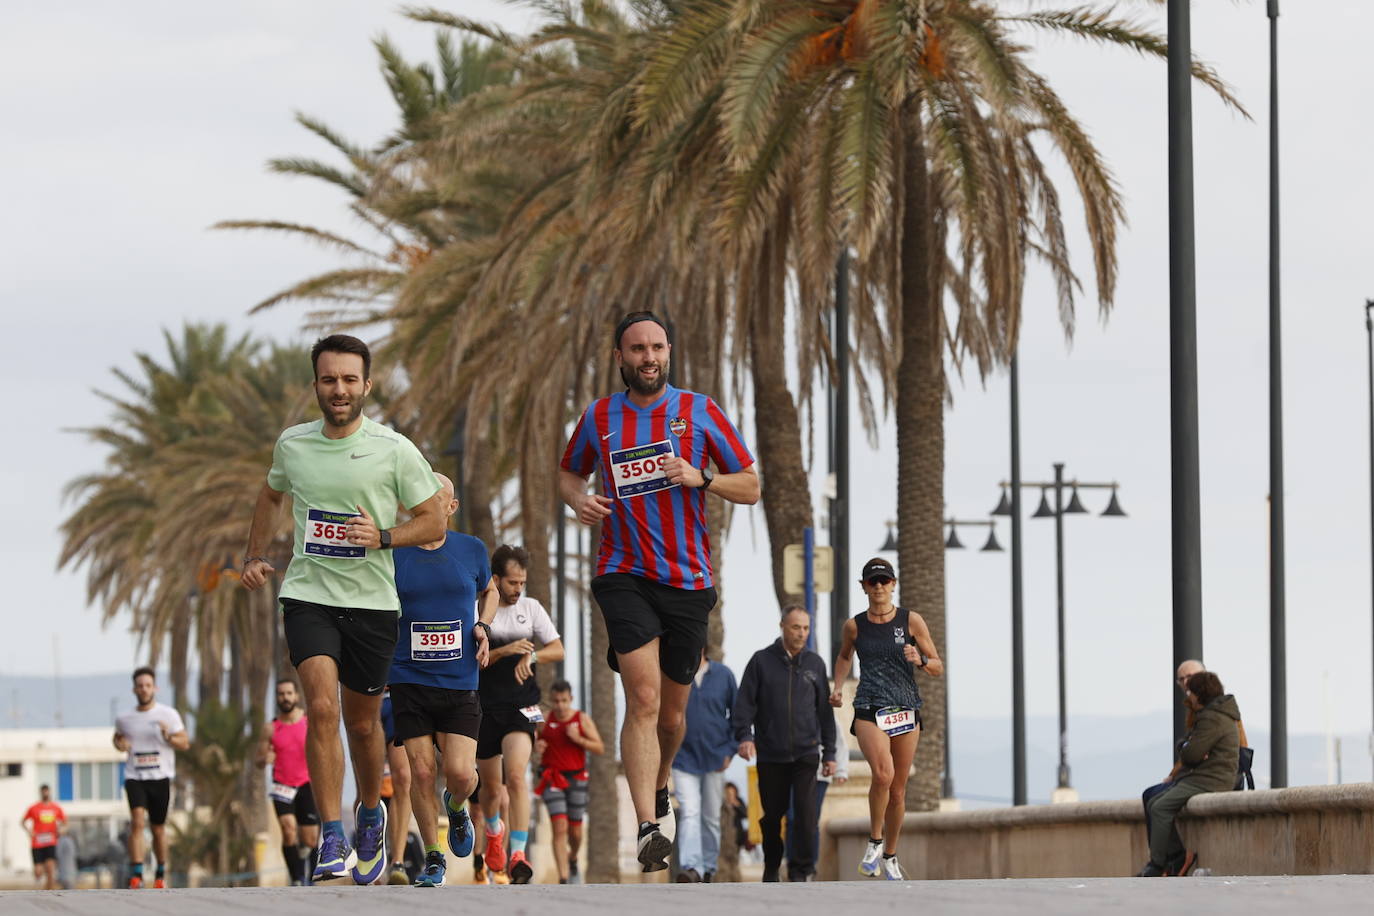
[[521, 400, 558, 697], [586, 557, 619, 883], [748, 229, 813, 608], [896, 99, 946, 814]]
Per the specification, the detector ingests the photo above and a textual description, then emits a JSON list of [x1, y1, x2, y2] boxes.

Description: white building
[[0, 728, 128, 881]]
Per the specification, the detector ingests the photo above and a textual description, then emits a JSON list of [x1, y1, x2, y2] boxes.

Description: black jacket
[[733, 639, 837, 764]]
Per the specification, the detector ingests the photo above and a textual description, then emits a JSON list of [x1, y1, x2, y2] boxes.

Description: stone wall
[[821, 783, 1374, 880]]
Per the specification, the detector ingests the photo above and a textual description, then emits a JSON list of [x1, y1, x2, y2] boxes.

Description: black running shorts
[[271, 781, 320, 826], [591, 573, 717, 685], [390, 684, 481, 744], [125, 778, 171, 825], [281, 598, 398, 696], [850, 705, 923, 737], [31, 846, 56, 865], [476, 706, 537, 760]]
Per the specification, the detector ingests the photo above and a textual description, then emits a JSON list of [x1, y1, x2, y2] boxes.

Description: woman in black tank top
[[829, 557, 942, 881]]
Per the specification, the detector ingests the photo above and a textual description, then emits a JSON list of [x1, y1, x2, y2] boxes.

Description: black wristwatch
[[699, 467, 715, 490], [474, 620, 492, 641], [378, 529, 393, 549]]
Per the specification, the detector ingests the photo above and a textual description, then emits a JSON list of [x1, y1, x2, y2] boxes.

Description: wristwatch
[[699, 467, 715, 490], [474, 621, 492, 641], [378, 529, 393, 549]]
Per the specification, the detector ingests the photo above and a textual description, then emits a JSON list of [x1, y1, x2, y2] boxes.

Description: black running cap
[[862, 558, 896, 580], [614, 310, 669, 349]]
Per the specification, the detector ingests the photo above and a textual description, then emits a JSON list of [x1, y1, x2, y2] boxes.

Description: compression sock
[[130, 862, 144, 878], [510, 831, 529, 855], [485, 815, 501, 833], [155, 863, 165, 880], [282, 844, 301, 881]]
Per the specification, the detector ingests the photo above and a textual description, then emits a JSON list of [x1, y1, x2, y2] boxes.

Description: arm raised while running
[[560, 469, 613, 526], [829, 618, 858, 705], [241, 482, 286, 590], [905, 611, 943, 677]]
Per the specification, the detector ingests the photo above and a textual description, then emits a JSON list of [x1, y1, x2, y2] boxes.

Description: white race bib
[[875, 706, 916, 737], [410, 620, 462, 662], [134, 751, 161, 771], [270, 782, 299, 804], [304, 508, 364, 559], [520, 705, 545, 723], [610, 440, 680, 499]]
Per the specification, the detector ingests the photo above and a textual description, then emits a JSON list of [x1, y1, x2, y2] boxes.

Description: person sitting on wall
[[1137, 671, 1242, 877]]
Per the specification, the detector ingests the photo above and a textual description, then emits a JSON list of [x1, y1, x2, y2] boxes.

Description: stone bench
[[820, 783, 1374, 880]]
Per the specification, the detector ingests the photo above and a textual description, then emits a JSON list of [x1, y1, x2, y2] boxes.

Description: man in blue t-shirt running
[[388, 473, 497, 887]]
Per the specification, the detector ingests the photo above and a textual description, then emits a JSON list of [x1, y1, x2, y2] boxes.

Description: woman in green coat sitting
[[1138, 671, 1241, 877]]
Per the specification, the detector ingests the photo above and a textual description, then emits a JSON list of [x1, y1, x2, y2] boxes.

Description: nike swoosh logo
[[350, 452, 374, 459], [601, 432, 614, 440]]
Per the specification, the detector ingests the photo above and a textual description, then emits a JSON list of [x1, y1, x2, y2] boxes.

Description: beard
[[316, 389, 366, 428], [276, 699, 296, 715], [619, 358, 668, 397]]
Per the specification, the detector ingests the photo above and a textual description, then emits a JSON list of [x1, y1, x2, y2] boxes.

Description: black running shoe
[[636, 824, 671, 872]]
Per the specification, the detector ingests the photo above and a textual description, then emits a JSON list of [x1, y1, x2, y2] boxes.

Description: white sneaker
[[859, 840, 883, 877], [881, 855, 905, 881], [637, 825, 671, 872], [655, 786, 676, 844]]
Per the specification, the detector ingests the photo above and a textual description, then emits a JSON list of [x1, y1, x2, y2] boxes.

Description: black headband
[[613, 312, 669, 349]]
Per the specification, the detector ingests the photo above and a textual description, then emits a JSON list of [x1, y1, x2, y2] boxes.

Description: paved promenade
[[4, 876, 1373, 915]]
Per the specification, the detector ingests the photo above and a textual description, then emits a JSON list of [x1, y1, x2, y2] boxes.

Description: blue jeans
[[672, 768, 724, 875]]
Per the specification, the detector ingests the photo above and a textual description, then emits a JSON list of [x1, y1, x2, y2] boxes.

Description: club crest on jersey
[[669, 417, 688, 437]]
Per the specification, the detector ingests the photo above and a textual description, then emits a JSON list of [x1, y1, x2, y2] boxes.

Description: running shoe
[[881, 855, 904, 881], [636, 824, 671, 872], [444, 791, 475, 858], [859, 839, 883, 877], [387, 862, 409, 885], [483, 819, 507, 873], [351, 802, 388, 885], [473, 863, 488, 884], [491, 868, 510, 885], [656, 786, 676, 844], [154, 877, 166, 889], [128, 875, 142, 889], [568, 861, 580, 884], [508, 850, 533, 884], [313, 831, 357, 882], [414, 851, 446, 887]]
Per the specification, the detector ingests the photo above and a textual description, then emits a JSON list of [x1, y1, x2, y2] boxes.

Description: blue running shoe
[[444, 791, 475, 858], [352, 801, 388, 885], [414, 851, 446, 887], [313, 830, 357, 882]]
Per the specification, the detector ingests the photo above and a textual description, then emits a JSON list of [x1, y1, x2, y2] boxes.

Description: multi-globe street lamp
[[993, 466, 1126, 799]]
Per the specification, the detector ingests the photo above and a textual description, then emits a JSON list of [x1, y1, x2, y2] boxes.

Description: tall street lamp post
[[1366, 299, 1374, 768], [1267, 0, 1288, 792], [995, 468, 1126, 800]]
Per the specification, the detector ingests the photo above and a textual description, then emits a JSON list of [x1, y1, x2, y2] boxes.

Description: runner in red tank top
[[255, 678, 319, 885], [534, 681, 604, 883], [22, 784, 65, 889]]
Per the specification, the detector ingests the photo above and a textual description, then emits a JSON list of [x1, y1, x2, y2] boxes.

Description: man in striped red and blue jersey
[[559, 310, 760, 873]]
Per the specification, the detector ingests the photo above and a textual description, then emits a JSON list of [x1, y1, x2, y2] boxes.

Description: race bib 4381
[[304, 508, 364, 559], [610, 440, 679, 499]]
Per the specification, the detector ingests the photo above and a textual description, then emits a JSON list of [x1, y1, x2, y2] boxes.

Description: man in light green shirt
[[241, 334, 443, 885]]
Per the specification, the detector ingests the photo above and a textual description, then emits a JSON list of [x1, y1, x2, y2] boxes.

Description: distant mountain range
[[4, 672, 1369, 800]]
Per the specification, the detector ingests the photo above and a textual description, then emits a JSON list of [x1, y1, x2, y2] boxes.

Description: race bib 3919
[[411, 620, 462, 661]]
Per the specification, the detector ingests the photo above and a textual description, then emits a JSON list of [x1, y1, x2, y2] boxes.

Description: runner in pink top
[[256, 678, 320, 884]]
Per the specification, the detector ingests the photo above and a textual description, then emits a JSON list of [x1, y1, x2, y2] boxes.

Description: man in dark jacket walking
[[735, 606, 837, 882], [1139, 671, 1242, 877]]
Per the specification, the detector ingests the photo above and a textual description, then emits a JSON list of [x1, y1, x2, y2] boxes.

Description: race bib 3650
[[304, 508, 364, 559]]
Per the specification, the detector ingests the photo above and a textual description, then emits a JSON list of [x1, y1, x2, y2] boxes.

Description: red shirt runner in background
[[23, 801, 66, 848]]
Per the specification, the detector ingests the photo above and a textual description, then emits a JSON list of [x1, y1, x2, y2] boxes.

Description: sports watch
[[699, 467, 715, 490], [379, 529, 393, 549]]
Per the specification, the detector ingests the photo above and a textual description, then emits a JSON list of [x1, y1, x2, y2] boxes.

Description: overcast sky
[[5, 1, 1374, 785]]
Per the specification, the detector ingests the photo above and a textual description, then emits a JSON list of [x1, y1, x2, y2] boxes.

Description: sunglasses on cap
[[865, 575, 894, 586]]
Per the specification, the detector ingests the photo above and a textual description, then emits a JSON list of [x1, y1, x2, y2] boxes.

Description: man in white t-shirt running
[[112, 667, 189, 889], [476, 544, 564, 884], [240, 334, 445, 885]]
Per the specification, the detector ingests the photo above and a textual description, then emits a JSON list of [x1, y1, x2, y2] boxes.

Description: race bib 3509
[[411, 620, 462, 661], [610, 440, 679, 499], [304, 508, 364, 559]]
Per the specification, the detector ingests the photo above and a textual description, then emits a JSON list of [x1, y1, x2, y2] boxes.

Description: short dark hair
[[613, 310, 670, 350], [132, 666, 155, 683], [491, 544, 531, 578], [311, 334, 372, 380], [1186, 671, 1224, 706], [276, 677, 299, 691], [551, 680, 573, 695], [40, 783, 50, 791]]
